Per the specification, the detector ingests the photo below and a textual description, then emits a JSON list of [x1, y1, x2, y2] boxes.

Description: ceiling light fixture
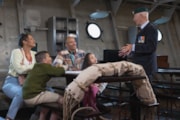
[[89, 10, 109, 19]]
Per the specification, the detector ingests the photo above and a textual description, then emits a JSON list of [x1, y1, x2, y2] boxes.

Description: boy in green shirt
[[23, 51, 66, 120]]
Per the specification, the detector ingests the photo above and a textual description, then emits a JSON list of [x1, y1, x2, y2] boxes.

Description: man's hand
[[119, 44, 132, 57]]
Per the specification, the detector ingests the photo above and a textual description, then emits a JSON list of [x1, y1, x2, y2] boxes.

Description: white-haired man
[[119, 7, 158, 120], [53, 34, 85, 71], [119, 7, 158, 81]]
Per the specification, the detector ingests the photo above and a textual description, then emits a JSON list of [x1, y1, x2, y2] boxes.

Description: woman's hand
[[18, 75, 26, 85]]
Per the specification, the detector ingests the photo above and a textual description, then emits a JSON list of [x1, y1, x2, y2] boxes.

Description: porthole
[[86, 22, 102, 40]]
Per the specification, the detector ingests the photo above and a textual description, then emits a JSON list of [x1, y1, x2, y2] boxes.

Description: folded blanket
[[63, 61, 157, 120]]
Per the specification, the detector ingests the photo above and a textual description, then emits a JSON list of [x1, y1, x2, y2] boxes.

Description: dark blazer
[[132, 22, 158, 76]]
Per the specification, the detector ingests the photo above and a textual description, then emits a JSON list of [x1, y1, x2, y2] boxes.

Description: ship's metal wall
[[0, 0, 180, 71]]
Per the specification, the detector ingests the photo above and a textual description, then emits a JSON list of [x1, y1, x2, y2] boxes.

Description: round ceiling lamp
[[89, 11, 109, 19]]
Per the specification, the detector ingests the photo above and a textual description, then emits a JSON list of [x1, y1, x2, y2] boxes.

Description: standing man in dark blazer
[[119, 7, 158, 120], [119, 7, 158, 81]]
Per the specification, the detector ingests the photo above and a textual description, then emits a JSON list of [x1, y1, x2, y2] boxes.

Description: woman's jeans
[[2, 76, 23, 119]]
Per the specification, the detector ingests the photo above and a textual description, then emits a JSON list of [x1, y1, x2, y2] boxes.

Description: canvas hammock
[[63, 61, 157, 120]]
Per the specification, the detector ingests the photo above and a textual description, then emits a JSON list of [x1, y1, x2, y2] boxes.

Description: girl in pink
[[82, 53, 107, 111]]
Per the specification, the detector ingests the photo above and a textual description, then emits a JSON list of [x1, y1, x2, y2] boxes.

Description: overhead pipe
[[16, 0, 25, 34], [110, 0, 123, 15], [149, 0, 176, 13], [126, 0, 180, 10], [72, 0, 80, 7], [105, 0, 121, 49]]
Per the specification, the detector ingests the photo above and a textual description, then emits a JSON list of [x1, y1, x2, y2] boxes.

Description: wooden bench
[[152, 81, 180, 119]]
